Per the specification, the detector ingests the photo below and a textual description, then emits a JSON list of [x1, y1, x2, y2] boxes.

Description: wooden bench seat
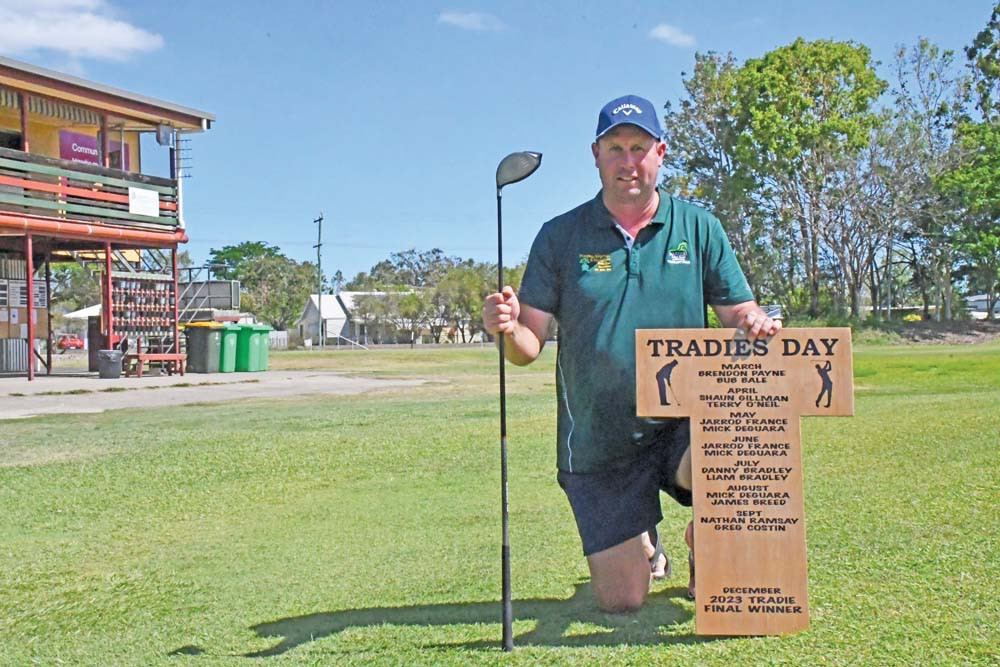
[[124, 352, 186, 378]]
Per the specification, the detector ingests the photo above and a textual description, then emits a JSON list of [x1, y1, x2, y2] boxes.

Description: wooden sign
[[635, 328, 853, 635]]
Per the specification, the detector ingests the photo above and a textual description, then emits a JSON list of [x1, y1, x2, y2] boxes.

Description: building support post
[[172, 247, 179, 354], [45, 255, 52, 375], [100, 114, 110, 168], [25, 234, 34, 381], [104, 242, 113, 349], [17, 92, 29, 153]]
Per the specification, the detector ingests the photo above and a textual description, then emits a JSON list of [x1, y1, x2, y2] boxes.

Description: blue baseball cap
[[595, 94, 662, 140]]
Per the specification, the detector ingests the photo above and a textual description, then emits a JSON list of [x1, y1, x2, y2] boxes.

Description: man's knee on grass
[[587, 535, 651, 612]]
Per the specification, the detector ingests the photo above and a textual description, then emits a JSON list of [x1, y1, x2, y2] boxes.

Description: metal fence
[[0, 338, 31, 372]]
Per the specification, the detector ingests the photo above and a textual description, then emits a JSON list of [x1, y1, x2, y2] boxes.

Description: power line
[[188, 237, 523, 254]]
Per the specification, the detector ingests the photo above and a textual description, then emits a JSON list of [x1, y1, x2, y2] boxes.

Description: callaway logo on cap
[[596, 94, 663, 140], [614, 103, 643, 116]]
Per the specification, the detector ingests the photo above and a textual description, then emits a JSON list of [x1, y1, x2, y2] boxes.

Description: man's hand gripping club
[[482, 287, 551, 366]]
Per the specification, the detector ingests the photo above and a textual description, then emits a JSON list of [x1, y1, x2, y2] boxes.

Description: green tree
[[957, 207, 1000, 319], [207, 242, 284, 281], [50, 263, 101, 312], [344, 250, 521, 343], [351, 292, 390, 343], [331, 270, 345, 294], [385, 290, 434, 346], [344, 271, 374, 290], [239, 255, 318, 330], [436, 261, 493, 342], [952, 121, 1000, 318], [942, 3, 1000, 319], [735, 39, 887, 317], [966, 2, 1000, 120], [503, 260, 528, 293], [888, 39, 969, 320], [369, 248, 460, 288], [662, 51, 781, 302]]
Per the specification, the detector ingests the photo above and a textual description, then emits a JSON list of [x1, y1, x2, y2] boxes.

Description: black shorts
[[557, 420, 691, 556]]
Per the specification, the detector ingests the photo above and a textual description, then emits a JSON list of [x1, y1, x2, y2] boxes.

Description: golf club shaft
[[497, 190, 514, 652]]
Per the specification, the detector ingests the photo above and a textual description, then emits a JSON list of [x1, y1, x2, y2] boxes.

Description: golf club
[[495, 150, 542, 652]]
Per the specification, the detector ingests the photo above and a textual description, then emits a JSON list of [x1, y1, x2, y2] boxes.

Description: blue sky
[[0, 1, 994, 281]]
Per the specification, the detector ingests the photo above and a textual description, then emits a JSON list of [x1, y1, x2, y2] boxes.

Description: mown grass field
[[1, 342, 998, 666]]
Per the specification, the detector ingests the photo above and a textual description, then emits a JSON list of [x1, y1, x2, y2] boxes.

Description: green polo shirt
[[518, 187, 754, 473]]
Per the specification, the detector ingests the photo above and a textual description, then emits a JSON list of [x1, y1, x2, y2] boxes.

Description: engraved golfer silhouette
[[656, 360, 680, 407], [815, 360, 833, 408]]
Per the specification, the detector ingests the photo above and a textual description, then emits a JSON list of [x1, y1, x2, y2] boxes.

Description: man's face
[[591, 124, 665, 205]]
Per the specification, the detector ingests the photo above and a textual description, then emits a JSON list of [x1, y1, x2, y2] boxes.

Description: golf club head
[[496, 151, 542, 190]]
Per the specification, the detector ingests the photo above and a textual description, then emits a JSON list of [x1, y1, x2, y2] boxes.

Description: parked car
[[56, 333, 84, 351]]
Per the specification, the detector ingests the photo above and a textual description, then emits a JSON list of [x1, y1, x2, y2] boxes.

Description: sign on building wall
[[9, 280, 26, 307], [128, 187, 159, 217], [58, 130, 130, 170]]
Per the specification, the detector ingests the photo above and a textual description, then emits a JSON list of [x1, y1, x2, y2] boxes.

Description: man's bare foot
[[643, 530, 669, 580]]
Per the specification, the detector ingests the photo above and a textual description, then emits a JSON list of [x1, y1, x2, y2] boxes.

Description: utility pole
[[314, 213, 324, 349]]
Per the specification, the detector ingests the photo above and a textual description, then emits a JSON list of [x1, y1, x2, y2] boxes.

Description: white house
[[335, 291, 399, 344], [295, 294, 349, 343], [964, 294, 999, 320], [295, 291, 398, 345]]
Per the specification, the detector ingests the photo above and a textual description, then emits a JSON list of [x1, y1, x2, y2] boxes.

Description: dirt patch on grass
[[0, 371, 425, 421], [894, 320, 1000, 344]]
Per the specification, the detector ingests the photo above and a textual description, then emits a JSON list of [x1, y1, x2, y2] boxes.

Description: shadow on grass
[[170, 581, 708, 658]]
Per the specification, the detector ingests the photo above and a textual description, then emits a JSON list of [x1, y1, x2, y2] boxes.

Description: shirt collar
[[591, 186, 672, 228]]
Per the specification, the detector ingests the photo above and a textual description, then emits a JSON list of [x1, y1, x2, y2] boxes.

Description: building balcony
[[0, 145, 179, 234]]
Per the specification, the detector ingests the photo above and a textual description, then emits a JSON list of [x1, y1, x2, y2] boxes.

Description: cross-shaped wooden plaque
[[635, 327, 853, 635]]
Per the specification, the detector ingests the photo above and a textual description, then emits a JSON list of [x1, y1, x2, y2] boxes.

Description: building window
[[0, 130, 22, 150]]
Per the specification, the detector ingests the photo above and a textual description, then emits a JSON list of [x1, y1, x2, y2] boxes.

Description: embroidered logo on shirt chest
[[667, 241, 691, 265], [579, 254, 613, 272]]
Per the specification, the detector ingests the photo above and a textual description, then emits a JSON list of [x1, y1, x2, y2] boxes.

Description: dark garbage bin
[[97, 349, 123, 379], [219, 324, 240, 373], [184, 323, 223, 373], [87, 315, 101, 372]]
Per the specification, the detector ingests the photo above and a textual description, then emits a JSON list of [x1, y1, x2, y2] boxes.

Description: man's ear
[[592, 141, 600, 165]]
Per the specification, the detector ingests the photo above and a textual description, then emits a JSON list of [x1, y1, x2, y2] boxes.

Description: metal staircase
[[176, 264, 240, 324]]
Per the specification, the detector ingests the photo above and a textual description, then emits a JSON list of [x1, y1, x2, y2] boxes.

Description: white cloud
[[0, 0, 164, 62], [648, 23, 696, 48], [438, 11, 506, 32]]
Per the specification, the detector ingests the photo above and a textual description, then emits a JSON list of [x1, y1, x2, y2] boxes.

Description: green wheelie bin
[[184, 322, 222, 373], [218, 323, 240, 373], [235, 323, 260, 372], [254, 324, 273, 371]]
